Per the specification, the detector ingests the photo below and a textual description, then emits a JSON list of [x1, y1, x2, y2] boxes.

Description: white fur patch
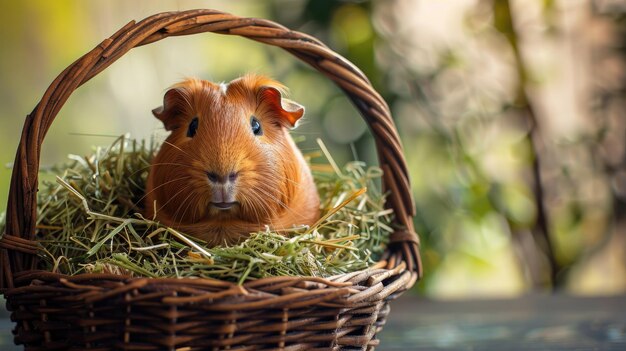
[[219, 82, 228, 95]]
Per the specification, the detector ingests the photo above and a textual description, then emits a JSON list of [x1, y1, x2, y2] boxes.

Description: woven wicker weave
[[0, 9, 421, 350]]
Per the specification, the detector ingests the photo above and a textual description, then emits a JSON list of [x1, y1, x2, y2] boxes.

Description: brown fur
[[145, 75, 320, 246]]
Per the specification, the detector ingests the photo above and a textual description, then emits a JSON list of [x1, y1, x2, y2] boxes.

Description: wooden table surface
[[1, 294, 625, 350], [379, 294, 626, 350]]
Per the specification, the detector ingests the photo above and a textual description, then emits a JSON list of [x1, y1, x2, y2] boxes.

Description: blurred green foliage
[[1, 0, 625, 297]]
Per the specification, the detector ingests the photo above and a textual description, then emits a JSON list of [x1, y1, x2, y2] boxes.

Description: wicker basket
[[0, 9, 421, 350]]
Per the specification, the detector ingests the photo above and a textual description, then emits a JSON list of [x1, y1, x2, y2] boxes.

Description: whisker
[[127, 162, 189, 178], [237, 195, 256, 228], [181, 192, 206, 226], [245, 192, 276, 231], [172, 190, 201, 227], [242, 195, 265, 231], [170, 190, 195, 226], [254, 187, 294, 216], [162, 140, 195, 159], [190, 191, 204, 225], [253, 180, 297, 205], [244, 191, 269, 220], [155, 182, 192, 218], [133, 175, 192, 202], [248, 187, 293, 230], [127, 175, 192, 216], [258, 173, 307, 190]]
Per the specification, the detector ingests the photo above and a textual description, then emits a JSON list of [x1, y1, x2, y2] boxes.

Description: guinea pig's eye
[[187, 117, 199, 138], [250, 116, 262, 136]]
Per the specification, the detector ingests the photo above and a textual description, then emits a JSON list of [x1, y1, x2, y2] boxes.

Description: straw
[[0, 135, 393, 283]]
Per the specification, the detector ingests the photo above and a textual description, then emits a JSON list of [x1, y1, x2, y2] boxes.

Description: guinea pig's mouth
[[210, 201, 238, 210]]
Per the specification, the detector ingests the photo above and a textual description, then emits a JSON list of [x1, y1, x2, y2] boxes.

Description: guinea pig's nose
[[207, 171, 238, 184]]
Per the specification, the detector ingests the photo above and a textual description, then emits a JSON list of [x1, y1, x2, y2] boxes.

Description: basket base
[[5, 273, 400, 350]]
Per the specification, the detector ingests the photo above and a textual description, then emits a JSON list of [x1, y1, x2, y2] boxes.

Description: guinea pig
[[145, 74, 320, 246]]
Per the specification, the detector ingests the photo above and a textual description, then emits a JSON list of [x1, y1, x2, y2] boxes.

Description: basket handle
[[0, 9, 421, 289]]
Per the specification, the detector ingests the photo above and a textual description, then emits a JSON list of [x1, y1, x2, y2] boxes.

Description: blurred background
[[0, 0, 625, 299]]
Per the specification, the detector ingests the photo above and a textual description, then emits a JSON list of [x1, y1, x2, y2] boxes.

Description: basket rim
[[0, 8, 421, 292], [5, 260, 416, 308]]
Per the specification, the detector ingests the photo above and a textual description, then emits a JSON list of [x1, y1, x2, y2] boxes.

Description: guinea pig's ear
[[259, 87, 304, 128], [152, 88, 185, 131]]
